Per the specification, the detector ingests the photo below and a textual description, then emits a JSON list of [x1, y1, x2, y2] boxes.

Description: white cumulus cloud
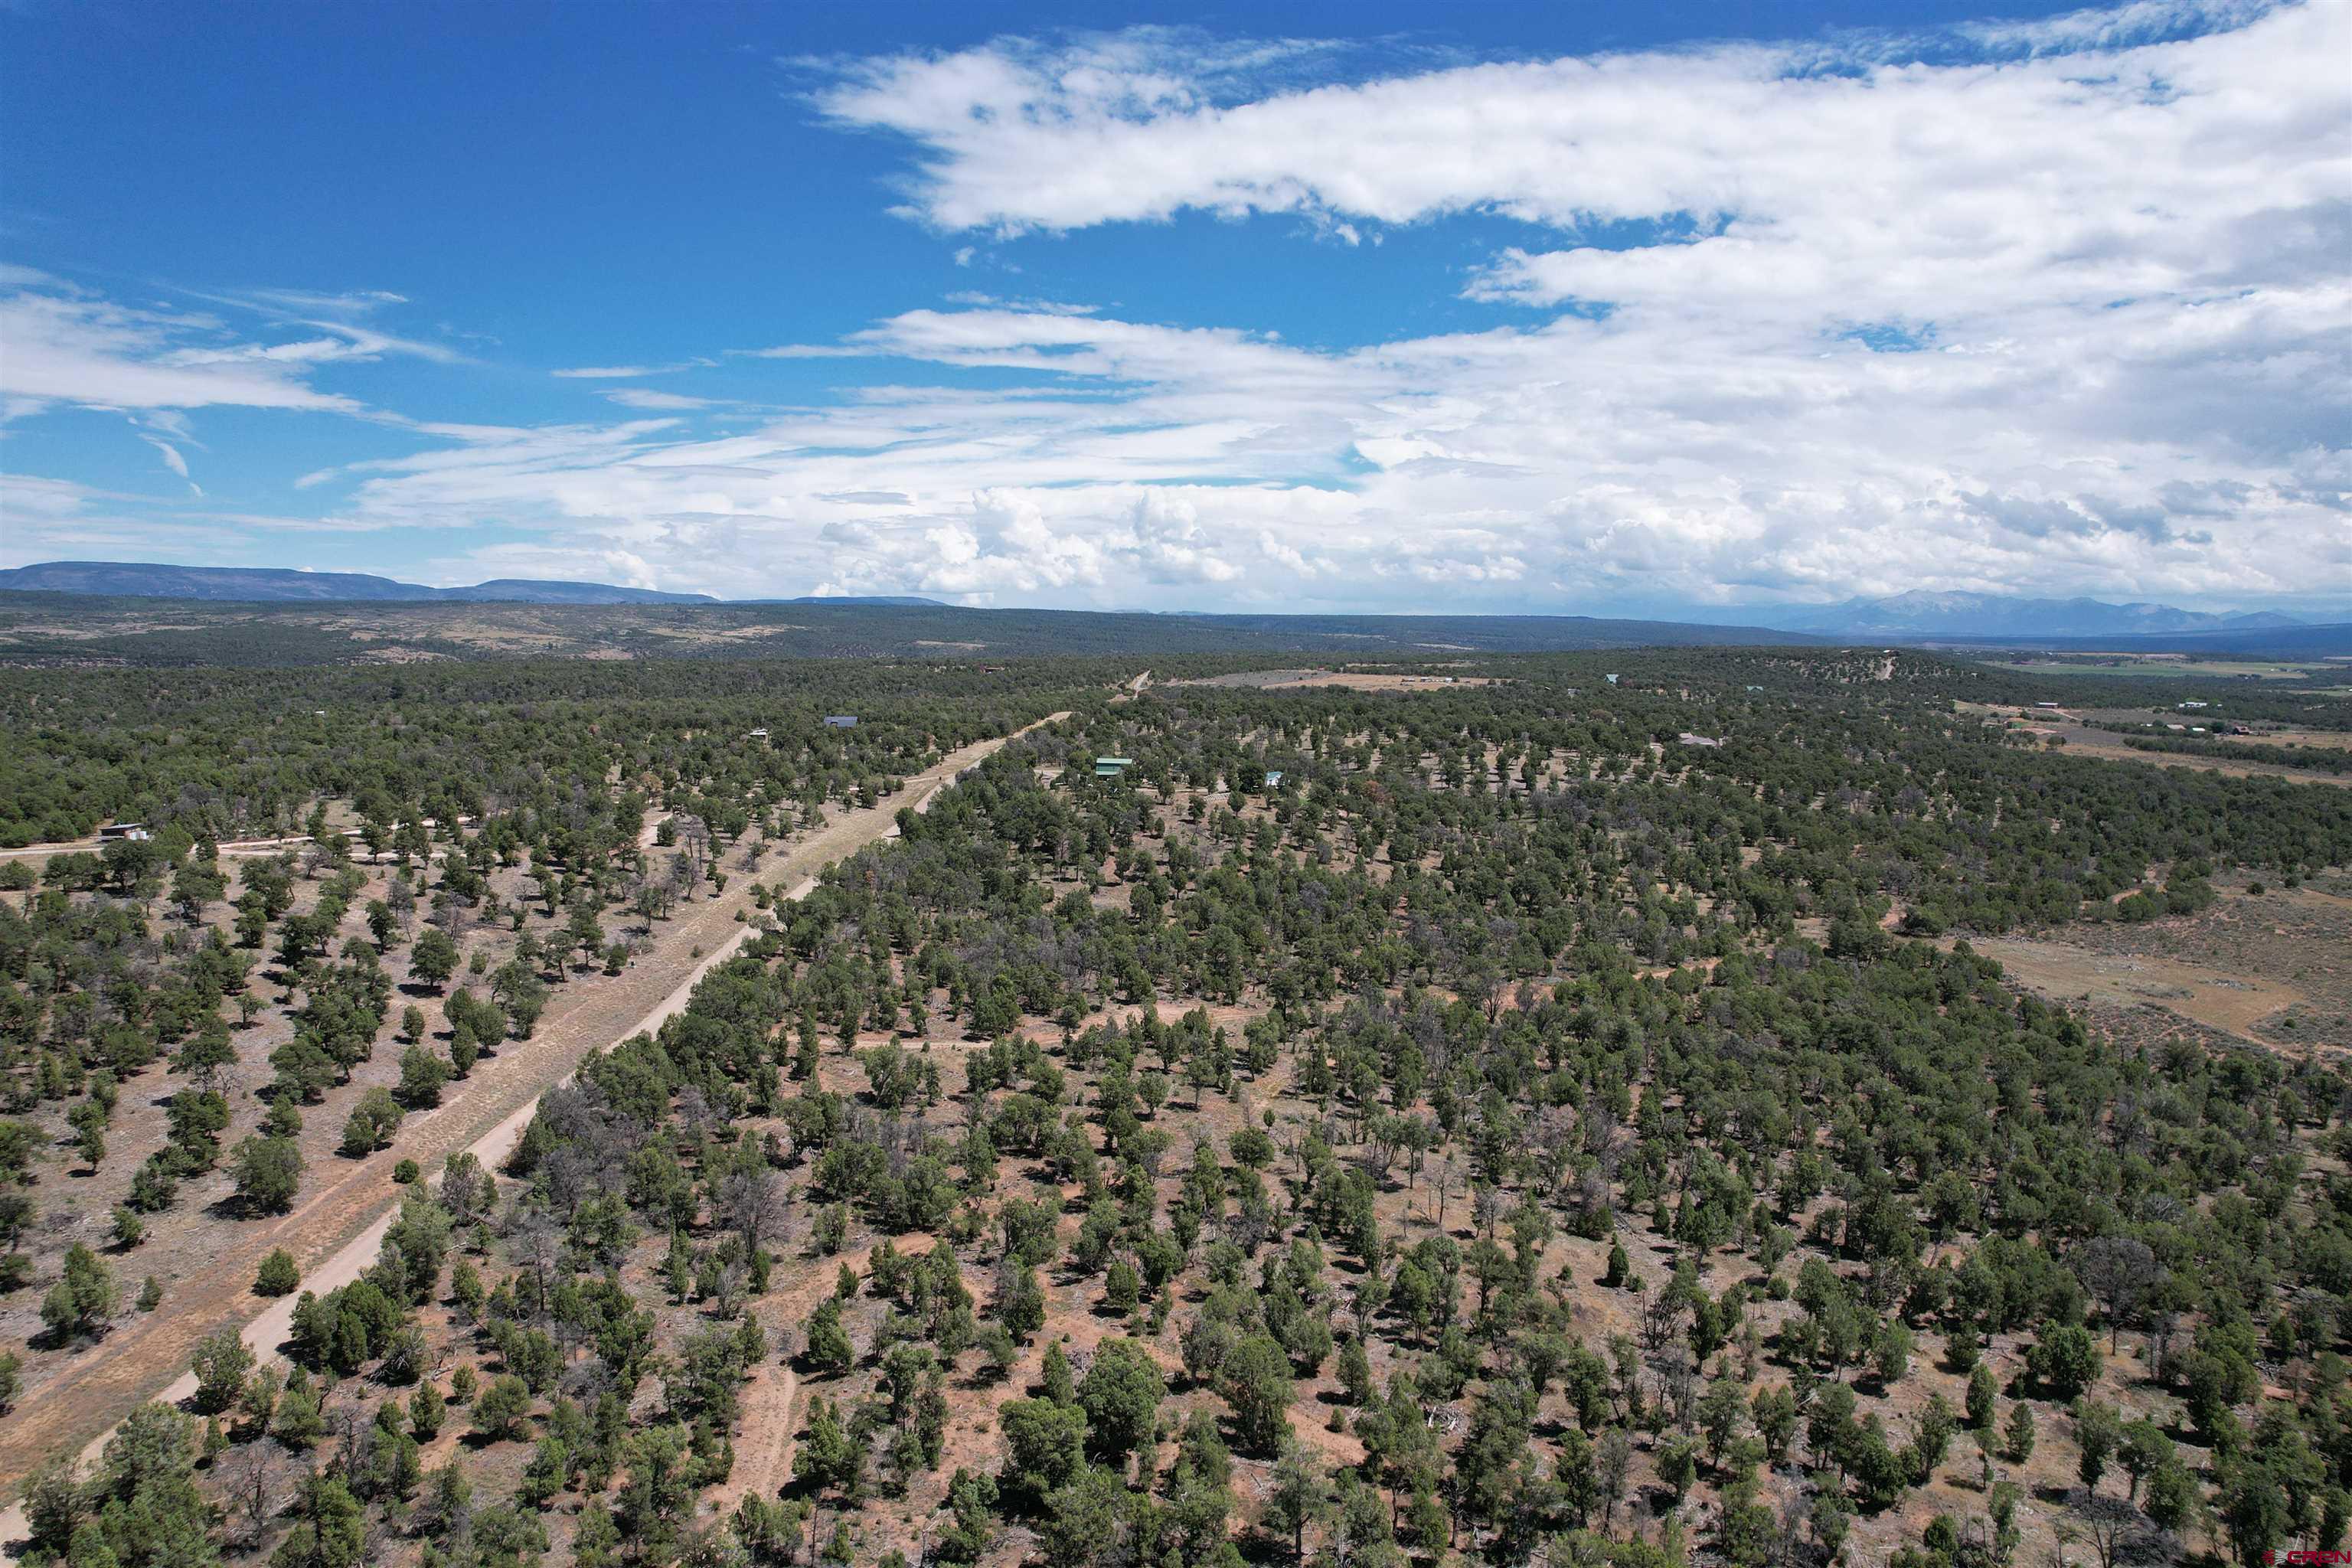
[[6, 4, 2345, 613]]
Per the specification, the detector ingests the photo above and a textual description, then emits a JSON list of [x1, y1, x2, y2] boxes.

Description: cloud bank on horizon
[[2, 0, 2346, 613]]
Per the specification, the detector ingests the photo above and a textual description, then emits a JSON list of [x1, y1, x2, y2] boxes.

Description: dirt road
[[0, 834, 317, 862], [0, 709, 1070, 1521]]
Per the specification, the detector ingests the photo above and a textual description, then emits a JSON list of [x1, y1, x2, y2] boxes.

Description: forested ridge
[[1, 648, 2347, 1568], [0, 598, 1821, 672]]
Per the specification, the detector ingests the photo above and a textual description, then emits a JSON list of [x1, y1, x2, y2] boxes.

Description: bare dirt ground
[[0, 713, 1072, 1509], [2233, 727, 2352, 750], [2053, 735, 2352, 785], [709, 1362, 800, 1517], [1952, 936, 2308, 1047], [1944, 878, 2352, 1055]]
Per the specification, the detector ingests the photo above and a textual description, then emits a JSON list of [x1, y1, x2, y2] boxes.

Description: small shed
[[1094, 756, 1135, 777], [1604, 674, 1620, 685], [747, 728, 769, 740], [97, 822, 152, 843], [1263, 769, 1284, 788], [822, 715, 858, 729]]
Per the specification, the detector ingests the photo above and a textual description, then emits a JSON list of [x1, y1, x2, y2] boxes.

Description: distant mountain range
[[0, 564, 2334, 648], [769, 596, 946, 608], [0, 561, 714, 605], [1775, 590, 2310, 640]]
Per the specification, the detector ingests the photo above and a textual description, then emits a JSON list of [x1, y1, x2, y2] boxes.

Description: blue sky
[[3, 0, 2345, 614]]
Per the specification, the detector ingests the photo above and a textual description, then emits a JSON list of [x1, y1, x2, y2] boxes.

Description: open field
[[2239, 728, 2352, 750], [1958, 701, 2352, 786], [1971, 654, 2338, 681], [1931, 873, 2352, 1058], [2048, 735, 2352, 784], [1952, 937, 2306, 1047]]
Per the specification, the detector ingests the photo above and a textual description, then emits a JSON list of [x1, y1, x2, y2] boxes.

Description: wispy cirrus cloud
[[0, 271, 371, 420], [139, 435, 195, 488], [210, 286, 409, 313], [0, 266, 470, 426], [600, 388, 725, 411], [178, 282, 468, 366], [550, 358, 716, 378]]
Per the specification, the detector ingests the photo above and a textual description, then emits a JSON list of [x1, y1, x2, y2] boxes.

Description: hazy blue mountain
[[0, 561, 714, 604], [5, 563, 2323, 648], [435, 579, 717, 604], [1783, 590, 2311, 639], [767, 595, 948, 607]]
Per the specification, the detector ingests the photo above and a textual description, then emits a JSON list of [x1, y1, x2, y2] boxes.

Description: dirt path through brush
[[712, 1364, 801, 1515], [0, 707, 1074, 1524]]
